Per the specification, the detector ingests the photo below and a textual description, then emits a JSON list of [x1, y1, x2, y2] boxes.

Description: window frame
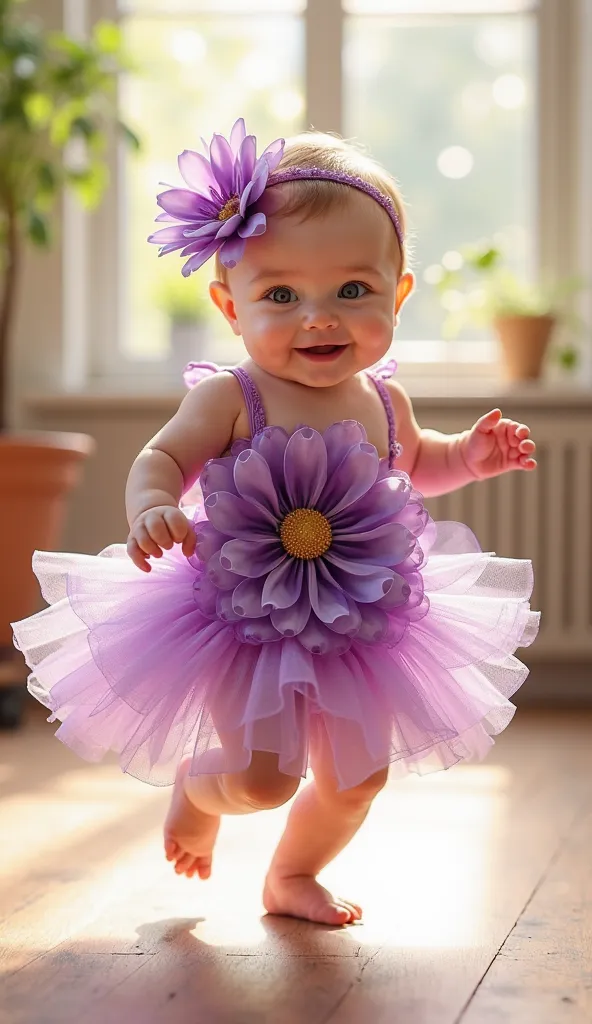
[[64, 0, 590, 387]]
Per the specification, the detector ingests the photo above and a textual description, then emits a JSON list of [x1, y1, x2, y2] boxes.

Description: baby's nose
[[302, 303, 339, 330]]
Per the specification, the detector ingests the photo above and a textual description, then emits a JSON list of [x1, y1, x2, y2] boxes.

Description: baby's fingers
[[134, 523, 164, 559], [144, 512, 175, 550], [127, 536, 151, 572], [163, 507, 192, 542]]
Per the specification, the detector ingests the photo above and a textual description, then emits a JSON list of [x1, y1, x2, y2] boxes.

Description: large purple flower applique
[[148, 118, 285, 276], [192, 422, 432, 656]]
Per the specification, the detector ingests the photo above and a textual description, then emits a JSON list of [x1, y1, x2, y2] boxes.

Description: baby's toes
[[164, 838, 179, 862], [196, 857, 213, 880], [338, 899, 362, 921], [174, 852, 195, 875]]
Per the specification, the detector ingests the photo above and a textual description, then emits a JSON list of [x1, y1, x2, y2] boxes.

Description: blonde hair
[[214, 131, 408, 281]]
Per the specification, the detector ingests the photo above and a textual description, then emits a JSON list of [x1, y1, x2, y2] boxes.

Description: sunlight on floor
[[1, 752, 513, 960]]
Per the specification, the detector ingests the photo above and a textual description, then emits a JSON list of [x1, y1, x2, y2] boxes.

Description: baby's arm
[[125, 372, 242, 571], [385, 380, 537, 498]]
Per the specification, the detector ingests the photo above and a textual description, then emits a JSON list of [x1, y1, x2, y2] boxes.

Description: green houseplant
[[154, 272, 213, 373], [0, 0, 138, 724], [433, 241, 587, 379]]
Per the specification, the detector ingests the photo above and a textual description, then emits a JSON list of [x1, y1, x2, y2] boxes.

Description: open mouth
[[297, 344, 347, 360]]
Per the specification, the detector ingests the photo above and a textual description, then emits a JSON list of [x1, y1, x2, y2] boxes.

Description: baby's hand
[[127, 506, 196, 572], [460, 409, 537, 481]]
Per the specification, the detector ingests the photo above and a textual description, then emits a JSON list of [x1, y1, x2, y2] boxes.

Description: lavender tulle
[[13, 484, 539, 789]]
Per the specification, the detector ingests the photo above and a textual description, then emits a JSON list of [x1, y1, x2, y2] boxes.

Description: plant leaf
[[93, 20, 122, 55], [118, 121, 141, 152], [27, 210, 50, 247], [23, 92, 53, 128]]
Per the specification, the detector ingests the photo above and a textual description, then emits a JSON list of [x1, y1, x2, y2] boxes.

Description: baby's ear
[[395, 271, 414, 314], [210, 281, 242, 336]]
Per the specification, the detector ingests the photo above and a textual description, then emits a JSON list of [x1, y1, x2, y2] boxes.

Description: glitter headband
[[148, 118, 404, 277]]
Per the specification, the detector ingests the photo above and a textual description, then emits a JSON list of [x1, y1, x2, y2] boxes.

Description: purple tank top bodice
[[229, 366, 401, 469]]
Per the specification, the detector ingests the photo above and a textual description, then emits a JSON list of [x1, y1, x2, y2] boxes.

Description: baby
[[14, 120, 539, 927]]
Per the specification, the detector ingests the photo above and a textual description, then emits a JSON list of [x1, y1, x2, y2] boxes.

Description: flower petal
[[356, 603, 389, 643], [178, 149, 217, 195], [192, 573, 218, 617], [238, 212, 267, 238], [298, 615, 351, 656], [284, 428, 328, 508], [181, 222, 221, 240], [307, 560, 351, 625], [234, 617, 282, 645], [251, 427, 290, 510], [219, 235, 246, 268], [194, 521, 226, 564], [323, 420, 368, 478], [236, 134, 256, 191], [200, 457, 238, 499], [271, 590, 311, 637], [374, 571, 412, 609], [395, 500, 430, 538], [231, 576, 267, 618], [215, 213, 243, 239], [181, 241, 222, 277], [207, 550, 242, 591], [234, 449, 280, 518], [240, 164, 269, 212], [148, 225, 190, 245], [230, 117, 247, 156], [332, 522, 415, 568], [321, 443, 379, 518], [332, 474, 412, 532], [315, 562, 363, 635], [324, 554, 395, 603], [157, 188, 208, 219], [205, 489, 276, 537], [216, 590, 244, 623], [209, 133, 235, 193], [221, 538, 285, 578], [260, 137, 285, 172], [262, 558, 305, 610]]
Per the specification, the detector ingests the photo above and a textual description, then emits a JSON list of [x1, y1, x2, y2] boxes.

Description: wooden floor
[[1, 705, 591, 1024]]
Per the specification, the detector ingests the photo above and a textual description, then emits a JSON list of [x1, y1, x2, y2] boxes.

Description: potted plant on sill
[[433, 241, 588, 380], [0, 0, 139, 725], [154, 272, 212, 376]]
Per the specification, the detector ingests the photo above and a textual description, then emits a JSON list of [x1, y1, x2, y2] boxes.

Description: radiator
[[421, 407, 592, 659]]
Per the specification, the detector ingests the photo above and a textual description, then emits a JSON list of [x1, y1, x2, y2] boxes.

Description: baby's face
[[211, 188, 410, 388]]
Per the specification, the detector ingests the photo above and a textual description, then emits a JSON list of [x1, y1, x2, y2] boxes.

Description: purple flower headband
[[148, 119, 404, 277]]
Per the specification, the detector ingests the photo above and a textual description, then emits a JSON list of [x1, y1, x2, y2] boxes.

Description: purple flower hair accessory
[[148, 118, 285, 275]]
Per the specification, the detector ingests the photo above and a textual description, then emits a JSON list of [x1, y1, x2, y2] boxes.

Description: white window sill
[[25, 376, 592, 413]]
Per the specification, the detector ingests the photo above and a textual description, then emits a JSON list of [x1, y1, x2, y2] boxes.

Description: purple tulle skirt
[[13, 515, 539, 790]]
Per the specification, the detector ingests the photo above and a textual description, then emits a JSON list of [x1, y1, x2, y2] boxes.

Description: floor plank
[[461, 805, 592, 1024], [1, 707, 592, 1024]]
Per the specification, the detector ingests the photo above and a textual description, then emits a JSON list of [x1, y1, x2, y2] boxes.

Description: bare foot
[[263, 872, 362, 927], [164, 759, 220, 879]]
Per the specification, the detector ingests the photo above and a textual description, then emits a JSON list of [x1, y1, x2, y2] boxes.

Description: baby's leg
[[164, 749, 300, 879], [263, 722, 388, 926]]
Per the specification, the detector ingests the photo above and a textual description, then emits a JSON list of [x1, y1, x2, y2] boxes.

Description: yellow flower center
[[218, 195, 240, 221], [280, 508, 332, 561]]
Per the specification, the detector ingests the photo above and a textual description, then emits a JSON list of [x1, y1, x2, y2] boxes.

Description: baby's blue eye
[[267, 286, 297, 304], [338, 281, 368, 299]]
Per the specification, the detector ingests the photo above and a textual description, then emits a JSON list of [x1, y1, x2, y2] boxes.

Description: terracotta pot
[[0, 431, 94, 678], [494, 314, 556, 381]]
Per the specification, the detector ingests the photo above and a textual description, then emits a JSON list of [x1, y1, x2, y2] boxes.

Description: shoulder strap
[[229, 367, 267, 438], [366, 371, 402, 468]]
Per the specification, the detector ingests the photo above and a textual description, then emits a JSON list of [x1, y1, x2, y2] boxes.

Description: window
[[117, 0, 305, 372], [80, 0, 582, 383]]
